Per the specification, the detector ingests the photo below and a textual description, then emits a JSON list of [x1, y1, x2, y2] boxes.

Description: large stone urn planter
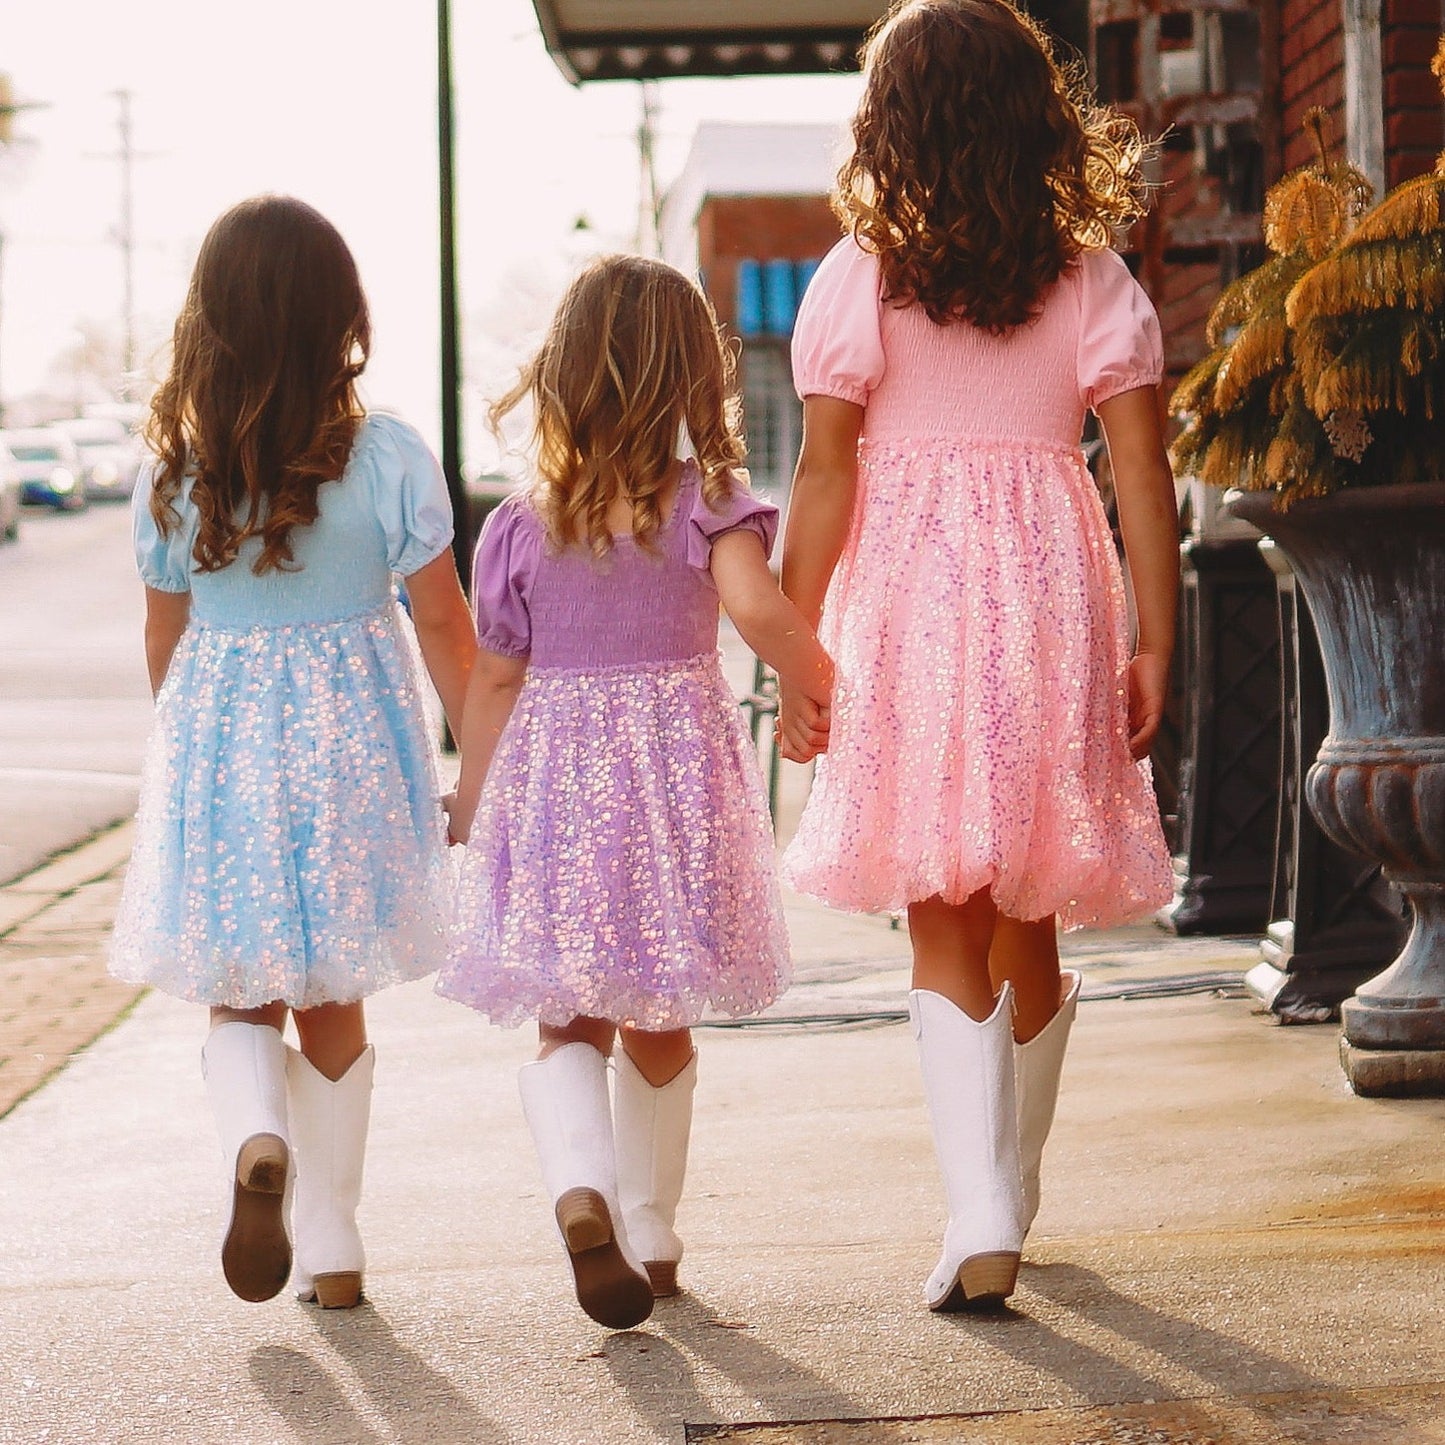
[[1228, 484, 1445, 1095]]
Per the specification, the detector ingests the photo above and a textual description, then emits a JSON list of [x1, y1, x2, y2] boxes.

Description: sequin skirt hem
[[435, 966, 785, 1032], [780, 853, 1172, 932]]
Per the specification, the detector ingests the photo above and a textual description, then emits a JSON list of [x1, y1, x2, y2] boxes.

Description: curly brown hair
[[837, 0, 1148, 333], [146, 195, 370, 575], [491, 254, 747, 557]]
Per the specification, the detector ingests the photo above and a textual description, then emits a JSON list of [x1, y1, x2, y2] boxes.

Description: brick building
[[1090, 0, 1445, 381], [660, 122, 843, 498]]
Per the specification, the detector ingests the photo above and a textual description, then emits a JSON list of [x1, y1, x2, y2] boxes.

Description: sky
[[0, 0, 860, 471]]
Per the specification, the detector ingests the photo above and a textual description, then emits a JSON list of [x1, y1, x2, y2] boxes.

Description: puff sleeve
[[791, 237, 887, 406], [131, 461, 193, 593], [1076, 248, 1164, 411], [367, 413, 455, 576], [685, 469, 780, 572], [470, 494, 539, 658]]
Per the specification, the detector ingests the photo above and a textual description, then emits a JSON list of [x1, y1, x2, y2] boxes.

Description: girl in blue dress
[[109, 196, 476, 1307]]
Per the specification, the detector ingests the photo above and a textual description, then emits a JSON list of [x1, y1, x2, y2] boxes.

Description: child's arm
[[143, 587, 191, 696], [1098, 386, 1180, 760], [447, 647, 528, 844], [710, 530, 834, 763], [772, 396, 863, 758], [780, 397, 864, 627], [403, 550, 477, 739]]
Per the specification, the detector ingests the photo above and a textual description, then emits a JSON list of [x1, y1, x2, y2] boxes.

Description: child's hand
[[441, 790, 472, 847], [778, 687, 831, 764], [1127, 651, 1170, 761]]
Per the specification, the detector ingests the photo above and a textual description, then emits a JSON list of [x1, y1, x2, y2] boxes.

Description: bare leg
[[211, 1001, 287, 1033], [618, 1026, 694, 1085], [987, 914, 1063, 1043], [907, 890, 1000, 1019], [293, 1001, 368, 1081], [540, 1016, 617, 1060]]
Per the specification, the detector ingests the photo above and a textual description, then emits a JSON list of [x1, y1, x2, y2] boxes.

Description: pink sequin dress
[[437, 464, 790, 1031], [781, 239, 1173, 928]]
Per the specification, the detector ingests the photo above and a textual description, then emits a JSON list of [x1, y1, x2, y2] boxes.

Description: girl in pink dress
[[780, 0, 1179, 1312]]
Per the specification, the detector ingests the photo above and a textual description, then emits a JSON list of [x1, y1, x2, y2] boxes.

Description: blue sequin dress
[[109, 414, 455, 1009]]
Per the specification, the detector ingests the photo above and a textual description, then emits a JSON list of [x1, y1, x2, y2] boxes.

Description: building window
[[739, 341, 801, 502]]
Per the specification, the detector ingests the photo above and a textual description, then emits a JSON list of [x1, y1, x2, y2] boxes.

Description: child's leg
[[906, 890, 999, 1016], [615, 1027, 696, 1298], [617, 1027, 693, 1084], [520, 1015, 653, 1328], [986, 915, 1062, 1044], [989, 914, 1079, 1235], [202, 1003, 292, 1302], [904, 890, 1022, 1311], [286, 1001, 373, 1309], [539, 1015, 616, 1059]]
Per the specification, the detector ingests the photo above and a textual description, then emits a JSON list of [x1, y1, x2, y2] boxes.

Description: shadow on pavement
[[249, 1343, 386, 1444], [602, 1290, 884, 1439], [978, 1260, 1323, 1403], [307, 1300, 506, 1443]]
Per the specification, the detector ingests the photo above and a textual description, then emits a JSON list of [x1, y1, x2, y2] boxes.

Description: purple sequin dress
[[437, 463, 790, 1031]]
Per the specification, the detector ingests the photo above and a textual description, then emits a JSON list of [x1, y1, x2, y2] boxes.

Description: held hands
[[1127, 651, 1170, 761], [777, 652, 835, 764], [779, 690, 831, 763], [441, 790, 473, 847]]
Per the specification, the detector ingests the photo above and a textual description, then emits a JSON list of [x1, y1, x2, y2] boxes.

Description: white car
[[2, 428, 86, 512], [0, 440, 20, 542], [53, 416, 143, 502]]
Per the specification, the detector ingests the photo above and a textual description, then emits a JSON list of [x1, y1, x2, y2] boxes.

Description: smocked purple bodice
[[526, 511, 722, 670], [470, 462, 778, 670]]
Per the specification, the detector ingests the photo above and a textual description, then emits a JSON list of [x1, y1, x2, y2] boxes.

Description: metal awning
[[531, 1, 888, 82]]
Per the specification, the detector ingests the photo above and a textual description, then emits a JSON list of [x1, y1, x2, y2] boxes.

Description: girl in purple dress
[[438, 255, 832, 1330]]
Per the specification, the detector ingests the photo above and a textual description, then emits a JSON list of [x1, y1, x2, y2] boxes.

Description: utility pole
[[437, 0, 470, 593], [113, 89, 137, 388], [637, 80, 662, 256]]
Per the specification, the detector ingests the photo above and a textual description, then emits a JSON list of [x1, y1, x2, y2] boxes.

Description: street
[[0, 502, 152, 884]]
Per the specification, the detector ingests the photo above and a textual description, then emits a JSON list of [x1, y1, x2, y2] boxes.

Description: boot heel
[[556, 1187, 612, 1253], [312, 1271, 363, 1309], [236, 1133, 288, 1193], [933, 1251, 1020, 1313], [644, 1260, 679, 1298]]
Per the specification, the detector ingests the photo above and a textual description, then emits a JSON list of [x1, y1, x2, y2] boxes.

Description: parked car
[[53, 415, 143, 501], [0, 440, 20, 542], [1, 428, 87, 512]]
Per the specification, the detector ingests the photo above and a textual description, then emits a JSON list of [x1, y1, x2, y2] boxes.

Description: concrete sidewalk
[[2, 820, 1445, 1444]]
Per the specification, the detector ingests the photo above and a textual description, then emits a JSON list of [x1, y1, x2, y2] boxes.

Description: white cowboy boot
[[614, 1048, 697, 1297], [1016, 970, 1081, 1235], [201, 1021, 292, 1303], [285, 1044, 374, 1309], [909, 986, 1025, 1311], [519, 1043, 654, 1330]]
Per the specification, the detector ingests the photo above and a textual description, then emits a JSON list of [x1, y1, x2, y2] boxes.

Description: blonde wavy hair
[[147, 195, 369, 574], [492, 254, 746, 555], [838, 0, 1149, 333]]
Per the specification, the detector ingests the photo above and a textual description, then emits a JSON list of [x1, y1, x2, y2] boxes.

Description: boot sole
[[931, 1251, 1020, 1313], [555, 1188, 654, 1330], [312, 1272, 363, 1309], [222, 1133, 291, 1303]]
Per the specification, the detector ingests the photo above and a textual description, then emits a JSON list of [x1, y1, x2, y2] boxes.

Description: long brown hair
[[491, 254, 747, 557], [146, 195, 371, 574], [837, 0, 1148, 333]]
